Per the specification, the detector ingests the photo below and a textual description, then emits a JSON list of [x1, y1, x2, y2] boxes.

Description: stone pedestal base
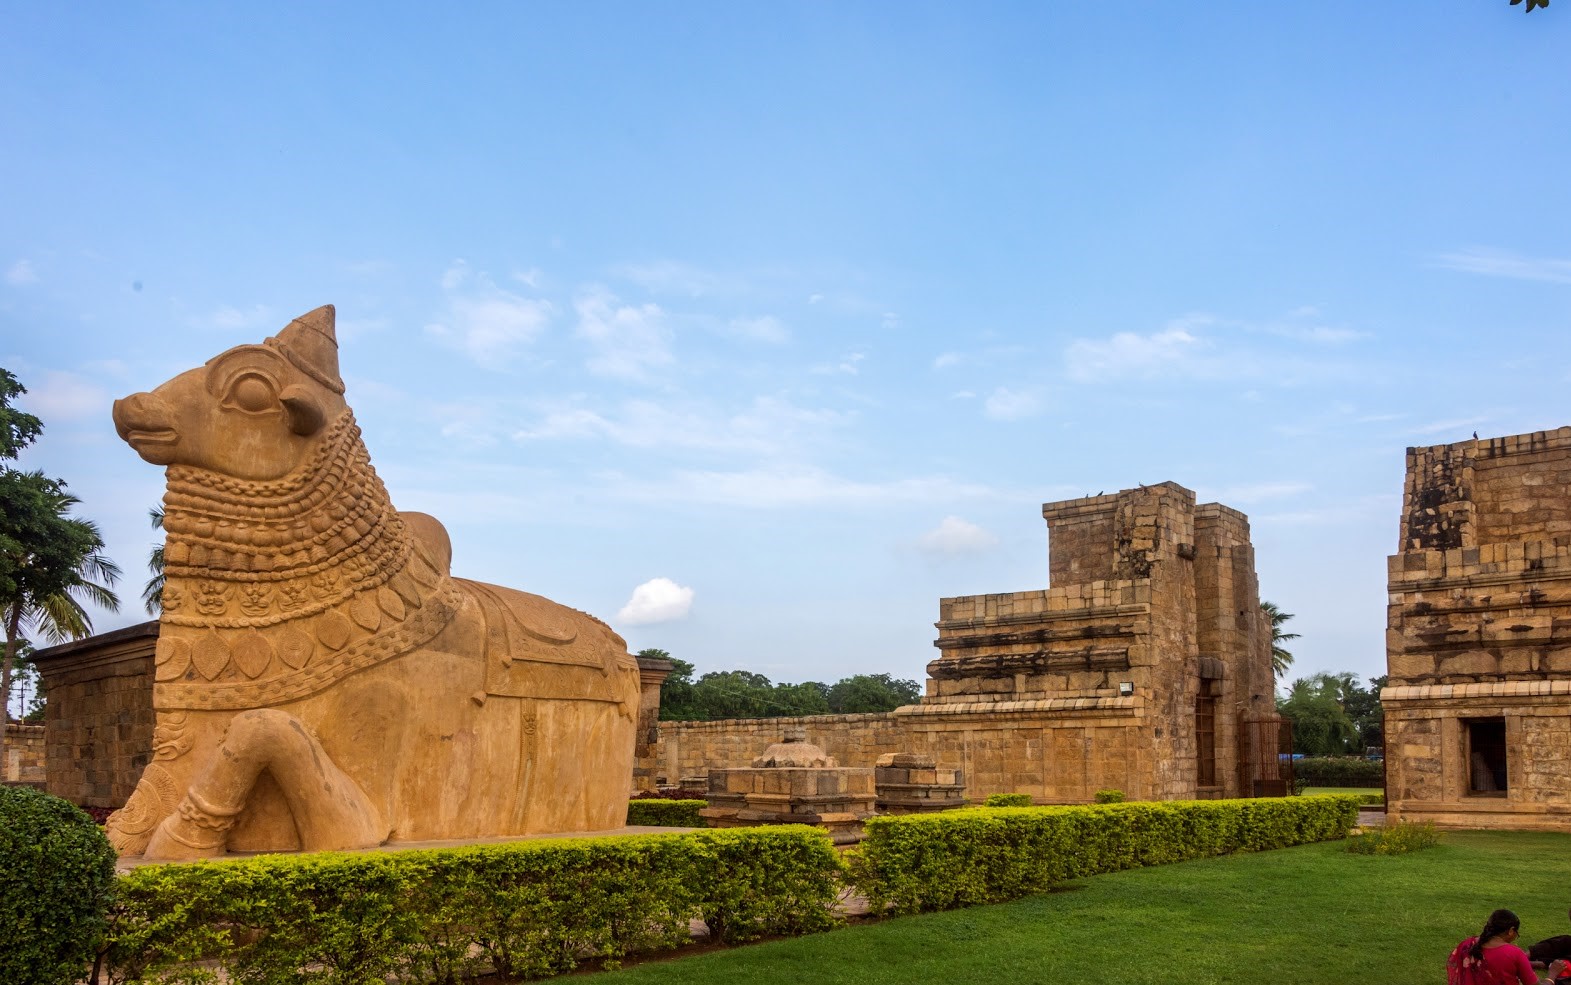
[[874, 753, 966, 814], [701, 766, 876, 844]]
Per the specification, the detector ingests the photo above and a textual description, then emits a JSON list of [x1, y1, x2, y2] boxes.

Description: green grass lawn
[[1304, 786, 1383, 798], [596, 830, 1569, 985]]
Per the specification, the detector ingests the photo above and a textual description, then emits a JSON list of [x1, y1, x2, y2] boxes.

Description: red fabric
[[1450, 937, 1539, 985]]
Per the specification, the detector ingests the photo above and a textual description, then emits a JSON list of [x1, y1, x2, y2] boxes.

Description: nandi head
[[113, 305, 348, 481]]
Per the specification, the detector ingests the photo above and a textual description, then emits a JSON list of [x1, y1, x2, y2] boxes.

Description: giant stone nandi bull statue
[[107, 305, 641, 859]]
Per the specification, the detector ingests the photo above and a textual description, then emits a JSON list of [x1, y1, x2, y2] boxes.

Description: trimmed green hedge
[[106, 826, 841, 983], [626, 798, 708, 827], [982, 793, 1033, 807], [0, 786, 118, 985], [845, 795, 1361, 914], [1293, 757, 1384, 787]]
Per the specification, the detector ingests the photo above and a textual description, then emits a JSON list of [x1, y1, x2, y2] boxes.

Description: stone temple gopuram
[[1384, 427, 1571, 831], [654, 482, 1284, 803]]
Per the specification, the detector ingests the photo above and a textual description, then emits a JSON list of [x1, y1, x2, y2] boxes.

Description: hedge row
[[105, 826, 841, 984], [844, 794, 1361, 915], [982, 793, 1032, 807], [1294, 756, 1385, 787], [626, 798, 708, 827]]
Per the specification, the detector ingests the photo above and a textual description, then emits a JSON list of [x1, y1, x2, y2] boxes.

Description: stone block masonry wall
[[32, 621, 158, 808], [655, 703, 1149, 804], [1385, 426, 1571, 832], [658, 481, 1276, 806], [4, 724, 46, 784]]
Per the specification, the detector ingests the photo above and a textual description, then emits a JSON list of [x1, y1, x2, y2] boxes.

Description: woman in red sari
[[1450, 910, 1570, 985]]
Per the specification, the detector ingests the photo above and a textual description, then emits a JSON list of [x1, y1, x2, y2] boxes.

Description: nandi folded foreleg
[[142, 709, 387, 860]]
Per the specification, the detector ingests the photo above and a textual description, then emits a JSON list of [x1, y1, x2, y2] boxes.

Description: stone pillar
[[632, 653, 674, 793]]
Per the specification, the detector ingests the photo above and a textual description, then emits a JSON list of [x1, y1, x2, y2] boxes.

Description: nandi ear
[[280, 384, 326, 436]]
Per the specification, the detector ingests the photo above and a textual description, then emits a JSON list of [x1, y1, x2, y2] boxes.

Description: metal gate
[[1239, 715, 1293, 797]]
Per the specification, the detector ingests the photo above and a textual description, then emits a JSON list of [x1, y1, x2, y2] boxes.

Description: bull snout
[[113, 391, 181, 465]]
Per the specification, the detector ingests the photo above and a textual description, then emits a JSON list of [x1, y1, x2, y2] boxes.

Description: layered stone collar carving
[[153, 410, 462, 710]]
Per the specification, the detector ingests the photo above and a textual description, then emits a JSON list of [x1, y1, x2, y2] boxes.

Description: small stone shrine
[[1384, 427, 1571, 831], [873, 752, 966, 814], [699, 729, 876, 844]]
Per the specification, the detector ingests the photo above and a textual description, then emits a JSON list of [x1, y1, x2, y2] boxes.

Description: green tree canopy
[[827, 673, 922, 713], [649, 652, 921, 722], [1276, 671, 1385, 756]]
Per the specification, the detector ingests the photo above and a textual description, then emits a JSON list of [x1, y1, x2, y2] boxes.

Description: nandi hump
[[107, 306, 641, 860]]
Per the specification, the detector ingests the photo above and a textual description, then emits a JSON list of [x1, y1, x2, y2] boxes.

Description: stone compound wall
[[657, 483, 1279, 804], [31, 621, 158, 809], [1385, 427, 1571, 831], [3, 724, 46, 784]]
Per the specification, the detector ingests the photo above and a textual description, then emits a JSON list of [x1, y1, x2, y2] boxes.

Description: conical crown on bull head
[[267, 304, 344, 395]]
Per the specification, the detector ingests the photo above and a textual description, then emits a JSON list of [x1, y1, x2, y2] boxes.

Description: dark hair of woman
[[1472, 909, 1522, 962]]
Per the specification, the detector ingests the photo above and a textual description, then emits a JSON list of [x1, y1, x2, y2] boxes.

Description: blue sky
[[3, 3, 1568, 691]]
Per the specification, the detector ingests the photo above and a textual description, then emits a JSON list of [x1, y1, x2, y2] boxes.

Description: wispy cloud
[[5, 259, 38, 286], [614, 260, 738, 298], [617, 577, 695, 625], [812, 351, 865, 375], [1065, 319, 1213, 382], [616, 465, 1001, 509], [513, 395, 850, 455], [917, 516, 1000, 555], [1436, 247, 1571, 285], [573, 287, 673, 380], [199, 304, 275, 333], [425, 260, 554, 364], [1411, 416, 1490, 437], [15, 370, 110, 420], [1204, 481, 1311, 505], [983, 386, 1044, 421], [725, 315, 790, 344]]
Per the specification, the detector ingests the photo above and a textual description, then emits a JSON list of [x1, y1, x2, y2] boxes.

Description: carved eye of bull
[[226, 373, 278, 414]]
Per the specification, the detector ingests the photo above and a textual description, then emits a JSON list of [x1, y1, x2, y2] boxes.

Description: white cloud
[[5, 259, 38, 285], [917, 516, 1000, 555], [983, 386, 1043, 421], [881, 312, 900, 330], [617, 577, 695, 625], [1065, 323, 1209, 382], [725, 315, 790, 344], [574, 288, 673, 380], [1435, 248, 1571, 285], [933, 352, 964, 370], [16, 370, 110, 421], [426, 261, 553, 364]]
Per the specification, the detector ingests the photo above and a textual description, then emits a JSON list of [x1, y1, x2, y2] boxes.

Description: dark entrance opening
[[1466, 717, 1508, 795]]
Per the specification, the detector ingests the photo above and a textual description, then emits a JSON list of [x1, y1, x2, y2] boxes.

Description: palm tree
[[1, 476, 122, 729], [142, 505, 165, 615], [1261, 601, 1299, 679]]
